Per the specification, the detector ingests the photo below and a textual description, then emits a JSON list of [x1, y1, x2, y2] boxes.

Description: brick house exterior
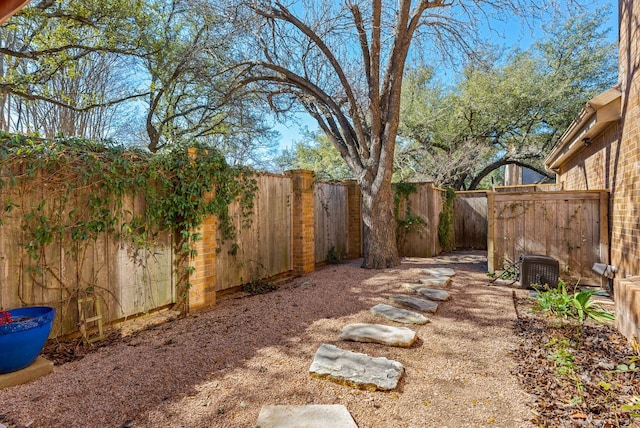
[[545, 0, 640, 341]]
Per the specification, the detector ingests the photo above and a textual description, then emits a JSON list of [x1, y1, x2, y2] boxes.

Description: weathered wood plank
[[453, 191, 488, 250], [314, 183, 348, 263]]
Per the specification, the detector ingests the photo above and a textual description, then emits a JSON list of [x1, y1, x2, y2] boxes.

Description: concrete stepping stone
[[390, 295, 439, 313], [423, 267, 456, 277], [402, 283, 451, 301], [256, 404, 357, 428], [419, 276, 451, 287], [340, 323, 417, 348], [309, 344, 404, 391], [370, 303, 429, 325]]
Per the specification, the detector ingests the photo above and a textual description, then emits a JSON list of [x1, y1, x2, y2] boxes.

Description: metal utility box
[[519, 254, 559, 289]]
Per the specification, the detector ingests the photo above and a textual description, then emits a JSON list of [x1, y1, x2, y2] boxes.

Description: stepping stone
[[370, 303, 429, 325], [423, 267, 456, 277], [309, 344, 404, 391], [419, 276, 451, 287], [390, 295, 439, 313], [340, 323, 417, 348], [256, 404, 357, 428], [402, 283, 451, 301]]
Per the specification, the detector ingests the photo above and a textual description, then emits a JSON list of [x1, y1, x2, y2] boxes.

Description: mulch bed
[[513, 293, 640, 427]]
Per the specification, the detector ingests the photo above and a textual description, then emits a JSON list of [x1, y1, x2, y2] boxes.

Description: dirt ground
[[1, 252, 536, 427]]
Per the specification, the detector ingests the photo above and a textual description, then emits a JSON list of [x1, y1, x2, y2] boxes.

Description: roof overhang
[[545, 87, 622, 172]]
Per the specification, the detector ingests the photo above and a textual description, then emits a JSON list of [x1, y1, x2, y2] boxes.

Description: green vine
[[0, 133, 256, 313], [393, 182, 427, 247], [438, 187, 456, 251]]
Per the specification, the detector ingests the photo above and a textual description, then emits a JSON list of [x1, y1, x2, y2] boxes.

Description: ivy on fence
[[0, 132, 256, 313]]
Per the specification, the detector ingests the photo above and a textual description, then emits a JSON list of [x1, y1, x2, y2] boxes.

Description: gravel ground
[[0, 251, 532, 428]]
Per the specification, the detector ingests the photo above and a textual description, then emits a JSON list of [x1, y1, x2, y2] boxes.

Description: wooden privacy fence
[[0, 183, 174, 338], [453, 191, 488, 250], [395, 182, 444, 258], [214, 174, 293, 291], [314, 182, 349, 263], [487, 190, 609, 284], [1, 167, 453, 339]]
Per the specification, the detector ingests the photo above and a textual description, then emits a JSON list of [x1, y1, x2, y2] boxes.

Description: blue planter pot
[[0, 306, 56, 374]]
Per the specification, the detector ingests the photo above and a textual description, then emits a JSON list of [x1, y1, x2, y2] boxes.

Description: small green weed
[[622, 396, 640, 417], [326, 246, 342, 264], [242, 281, 276, 295], [545, 337, 577, 377]]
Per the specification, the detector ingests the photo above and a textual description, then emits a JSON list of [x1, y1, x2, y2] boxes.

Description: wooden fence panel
[[487, 190, 609, 284], [314, 182, 348, 263], [453, 191, 487, 249], [397, 183, 443, 258], [0, 176, 175, 337], [215, 174, 292, 291]]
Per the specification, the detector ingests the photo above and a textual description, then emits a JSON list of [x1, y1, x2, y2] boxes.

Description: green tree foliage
[[396, 8, 617, 190], [0, 0, 275, 158], [275, 132, 352, 181]]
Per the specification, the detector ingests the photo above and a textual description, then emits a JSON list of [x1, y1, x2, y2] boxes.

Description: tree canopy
[[0, 0, 275, 160], [396, 7, 617, 189]]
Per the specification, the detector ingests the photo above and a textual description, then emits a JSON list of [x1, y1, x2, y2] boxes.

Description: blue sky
[[272, 0, 619, 153]]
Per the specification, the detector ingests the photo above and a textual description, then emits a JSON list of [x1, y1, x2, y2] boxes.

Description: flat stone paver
[[256, 404, 357, 428], [370, 303, 429, 325], [419, 276, 451, 287], [390, 295, 439, 313], [309, 344, 404, 391], [423, 267, 456, 277], [402, 283, 451, 301], [340, 323, 417, 348]]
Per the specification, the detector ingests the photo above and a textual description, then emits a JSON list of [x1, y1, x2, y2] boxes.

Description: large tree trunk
[[360, 161, 399, 269]]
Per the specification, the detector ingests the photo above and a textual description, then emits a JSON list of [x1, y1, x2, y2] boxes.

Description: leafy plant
[[545, 337, 577, 377], [621, 396, 640, 417], [326, 246, 342, 264], [610, 356, 640, 374], [533, 280, 614, 324], [438, 187, 455, 251], [393, 182, 427, 247], [544, 336, 584, 400]]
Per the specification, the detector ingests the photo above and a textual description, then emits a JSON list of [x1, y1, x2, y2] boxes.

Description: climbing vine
[[0, 133, 256, 312], [393, 182, 427, 247], [438, 187, 456, 251]]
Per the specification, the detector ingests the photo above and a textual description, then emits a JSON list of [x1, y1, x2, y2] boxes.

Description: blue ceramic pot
[[0, 306, 56, 374]]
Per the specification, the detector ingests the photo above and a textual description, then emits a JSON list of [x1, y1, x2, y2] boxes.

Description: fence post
[[187, 214, 218, 313], [487, 191, 496, 272], [343, 180, 362, 259], [185, 147, 217, 313], [289, 169, 315, 275]]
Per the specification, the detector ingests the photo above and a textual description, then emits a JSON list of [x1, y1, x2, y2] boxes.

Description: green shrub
[[533, 280, 614, 323]]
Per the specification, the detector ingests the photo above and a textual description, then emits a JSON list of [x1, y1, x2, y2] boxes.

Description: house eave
[[545, 87, 622, 172]]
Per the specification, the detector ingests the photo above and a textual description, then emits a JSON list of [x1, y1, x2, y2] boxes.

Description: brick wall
[[559, 123, 621, 191], [614, 0, 640, 279], [559, 0, 640, 280]]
